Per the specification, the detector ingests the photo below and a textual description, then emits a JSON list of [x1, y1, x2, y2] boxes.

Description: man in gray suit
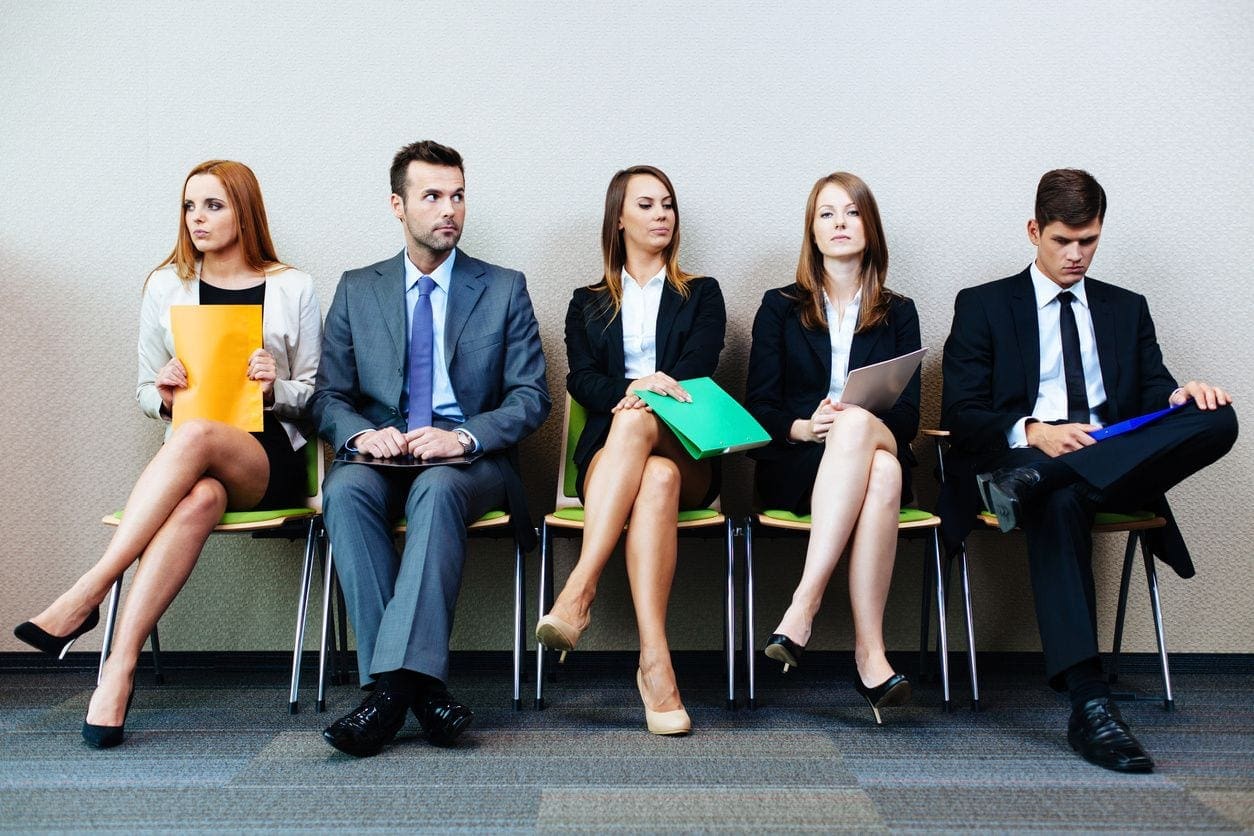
[[312, 140, 550, 757]]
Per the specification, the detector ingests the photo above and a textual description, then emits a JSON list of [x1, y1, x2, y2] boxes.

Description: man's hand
[[405, 427, 464, 459], [1171, 380, 1233, 411], [1026, 420, 1100, 457], [355, 427, 408, 458]]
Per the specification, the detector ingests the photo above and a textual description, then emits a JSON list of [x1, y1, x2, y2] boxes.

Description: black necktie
[[1057, 290, 1090, 423]]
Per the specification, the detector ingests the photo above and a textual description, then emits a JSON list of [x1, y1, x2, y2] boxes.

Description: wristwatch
[[453, 428, 475, 454]]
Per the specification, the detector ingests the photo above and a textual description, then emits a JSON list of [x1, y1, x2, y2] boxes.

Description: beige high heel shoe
[[636, 668, 691, 736], [535, 612, 587, 663]]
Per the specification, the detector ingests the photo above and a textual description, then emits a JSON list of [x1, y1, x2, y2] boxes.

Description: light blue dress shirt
[[402, 249, 465, 424]]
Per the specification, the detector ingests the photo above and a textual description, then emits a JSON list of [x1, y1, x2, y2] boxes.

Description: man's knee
[[324, 464, 389, 517], [407, 467, 475, 518]]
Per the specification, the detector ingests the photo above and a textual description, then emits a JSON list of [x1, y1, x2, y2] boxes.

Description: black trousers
[[985, 403, 1238, 685]]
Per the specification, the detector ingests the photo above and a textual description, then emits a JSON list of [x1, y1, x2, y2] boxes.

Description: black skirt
[[252, 412, 307, 511]]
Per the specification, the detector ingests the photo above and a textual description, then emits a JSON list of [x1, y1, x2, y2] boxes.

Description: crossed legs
[[772, 408, 902, 686], [28, 419, 268, 726], [545, 408, 711, 713]]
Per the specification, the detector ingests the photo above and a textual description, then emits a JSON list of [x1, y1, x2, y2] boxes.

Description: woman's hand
[[627, 372, 691, 402], [790, 398, 861, 443], [155, 358, 188, 412], [248, 348, 277, 404]]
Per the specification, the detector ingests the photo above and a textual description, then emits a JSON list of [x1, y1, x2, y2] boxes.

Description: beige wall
[[2, 2, 1251, 658]]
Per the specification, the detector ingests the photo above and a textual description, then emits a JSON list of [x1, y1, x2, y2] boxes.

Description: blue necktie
[[407, 275, 435, 431], [1057, 290, 1090, 424]]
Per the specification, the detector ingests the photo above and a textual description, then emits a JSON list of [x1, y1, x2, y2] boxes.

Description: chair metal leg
[[512, 537, 525, 711], [148, 625, 164, 685], [288, 518, 317, 715], [723, 517, 736, 710], [918, 542, 932, 682], [1141, 537, 1175, 711], [743, 516, 757, 710], [534, 521, 550, 710], [317, 542, 335, 712], [957, 547, 980, 710], [334, 575, 350, 685], [98, 578, 122, 685], [930, 530, 952, 711], [1110, 532, 1137, 685]]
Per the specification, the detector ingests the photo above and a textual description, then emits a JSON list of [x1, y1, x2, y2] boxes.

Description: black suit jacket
[[940, 267, 1188, 571], [565, 276, 726, 482], [745, 286, 922, 504]]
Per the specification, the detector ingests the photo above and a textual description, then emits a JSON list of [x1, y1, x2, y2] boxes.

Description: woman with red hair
[[14, 160, 322, 748]]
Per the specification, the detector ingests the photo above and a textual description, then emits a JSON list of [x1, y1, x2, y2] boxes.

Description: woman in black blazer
[[536, 165, 726, 735], [745, 172, 920, 724]]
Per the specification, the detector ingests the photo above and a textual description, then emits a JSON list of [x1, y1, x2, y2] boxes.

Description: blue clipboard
[[1088, 403, 1183, 441]]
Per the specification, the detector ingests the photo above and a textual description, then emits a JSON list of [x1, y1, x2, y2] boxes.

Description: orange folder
[[170, 305, 264, 432]]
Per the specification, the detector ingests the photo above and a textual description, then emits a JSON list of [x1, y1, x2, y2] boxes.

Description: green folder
[[634, 377, 771, 460]]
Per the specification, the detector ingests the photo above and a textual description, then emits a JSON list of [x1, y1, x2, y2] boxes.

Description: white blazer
[[137, 264, 323, 450]]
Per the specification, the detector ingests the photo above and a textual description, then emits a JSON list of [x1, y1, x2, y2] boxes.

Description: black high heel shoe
[[853, 673, 911, 725], [82, 689, 135, 750], [764, 634, 805, 672], [14, 608, 100, 660]]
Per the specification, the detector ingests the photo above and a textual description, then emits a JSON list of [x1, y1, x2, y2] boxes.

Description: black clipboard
[[335, 450, 482, 468]]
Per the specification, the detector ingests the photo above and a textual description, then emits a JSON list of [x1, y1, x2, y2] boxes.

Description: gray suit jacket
[[311, 249, 550, 547]]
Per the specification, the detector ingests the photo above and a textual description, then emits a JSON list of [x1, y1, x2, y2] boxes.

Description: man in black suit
[[940, 169, 1237, 773]]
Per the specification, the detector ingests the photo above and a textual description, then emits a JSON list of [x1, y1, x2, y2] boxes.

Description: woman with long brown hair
[[745, 172, 921, 724], [14, 160, 322, 747], [535, 165, 725, 735]]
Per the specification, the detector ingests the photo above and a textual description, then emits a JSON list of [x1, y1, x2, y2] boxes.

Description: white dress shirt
[[824, 289, 862, 401], [403, 248, 465, 423], [621, 266, 666, 379], [1007, 262, 1109, 447]]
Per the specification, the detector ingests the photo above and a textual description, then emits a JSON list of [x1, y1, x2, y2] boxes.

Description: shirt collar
[[404, 248, 457, 293], [1030, 260, 1088, 310], [621, 265, 667, 290]]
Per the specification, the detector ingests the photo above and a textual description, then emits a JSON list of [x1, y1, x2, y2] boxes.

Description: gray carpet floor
[[1, 654, 1251, 833]]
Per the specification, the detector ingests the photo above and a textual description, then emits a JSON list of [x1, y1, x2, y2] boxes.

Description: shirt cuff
[[460, 429, 481, 453], [1007, 417, 1031, 449], [344, 429, 371, 453], [1169, 387, 1185, 405]]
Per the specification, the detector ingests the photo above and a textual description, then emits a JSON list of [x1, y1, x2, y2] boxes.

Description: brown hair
[[1035, 168, 1107, 228], [151, 160, 284, 285], [790, 172, 892, 333], [594, 165, 697, 315], [390, 140, 465, 199]]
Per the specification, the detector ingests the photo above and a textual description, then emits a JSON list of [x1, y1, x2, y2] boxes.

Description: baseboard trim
[[2, 649, 1252, 676]]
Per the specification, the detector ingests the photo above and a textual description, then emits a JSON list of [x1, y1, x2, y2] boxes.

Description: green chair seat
[[551, 507, 721, 523], [111, 507, 315, 526], [394, 509, 508, 528], [761, 508, 934, 525]]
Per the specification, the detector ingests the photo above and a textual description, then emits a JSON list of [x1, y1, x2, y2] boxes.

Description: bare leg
[[30, 420, 267, 636], [773, 409, 897, 645], [86, 477, 228, 726], [625, 456, 686, 712], [847, 449, 902, 687], [546, 409, 709, 628]]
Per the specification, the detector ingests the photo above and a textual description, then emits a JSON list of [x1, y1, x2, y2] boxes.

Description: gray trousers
[[323, 457, 506, 686]]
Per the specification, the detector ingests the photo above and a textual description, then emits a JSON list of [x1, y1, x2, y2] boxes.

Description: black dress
[[199, 280, 306, 510]]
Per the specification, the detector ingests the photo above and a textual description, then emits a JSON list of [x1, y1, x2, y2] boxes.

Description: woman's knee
[[866, 451, 902, 505], [168, 418, 218, 450], [608, 408, 659, 444], [639, 456, 681, 500], [825, 408, 877, 449], [179, 477, 228, 521]]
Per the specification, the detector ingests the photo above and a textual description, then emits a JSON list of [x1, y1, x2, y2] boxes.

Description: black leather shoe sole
[[1067, 729, 1155, 773]]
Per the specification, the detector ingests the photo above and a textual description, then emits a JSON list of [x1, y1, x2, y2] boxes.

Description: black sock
[[1063, 658, 1110, 709], [375, 669, 434, 702]]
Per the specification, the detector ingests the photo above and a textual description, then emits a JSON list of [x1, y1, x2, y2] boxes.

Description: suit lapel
[[848, 319, 885, 374], [445, 249, 486, 364], [803, 317, 831, 377], [1009, 269, 1040, 404], [371, 251, 408, 366], [653, 282, 681, 368], [1087, 279, 1119, 411]]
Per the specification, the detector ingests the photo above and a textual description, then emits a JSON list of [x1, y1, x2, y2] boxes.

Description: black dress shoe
[[412, 689, 474, 747], [764, 634, 805, 672], [976, 466, 1043, 532], [82, 689, 134, 750], [1067, 696, 1154, 773], [14, 608, 100, 659], [322, 690, 409, 757], [853, 673, 911, 725]]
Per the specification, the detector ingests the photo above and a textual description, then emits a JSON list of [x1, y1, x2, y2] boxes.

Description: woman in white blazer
[[14, 160, 321, 748]]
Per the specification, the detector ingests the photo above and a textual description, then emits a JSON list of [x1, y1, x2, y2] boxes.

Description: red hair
[[150, 160, 285, 285]]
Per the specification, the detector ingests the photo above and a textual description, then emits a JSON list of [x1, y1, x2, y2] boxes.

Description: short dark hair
[[390, 140, 464, 199], [1035, 168, 1107, 228]]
